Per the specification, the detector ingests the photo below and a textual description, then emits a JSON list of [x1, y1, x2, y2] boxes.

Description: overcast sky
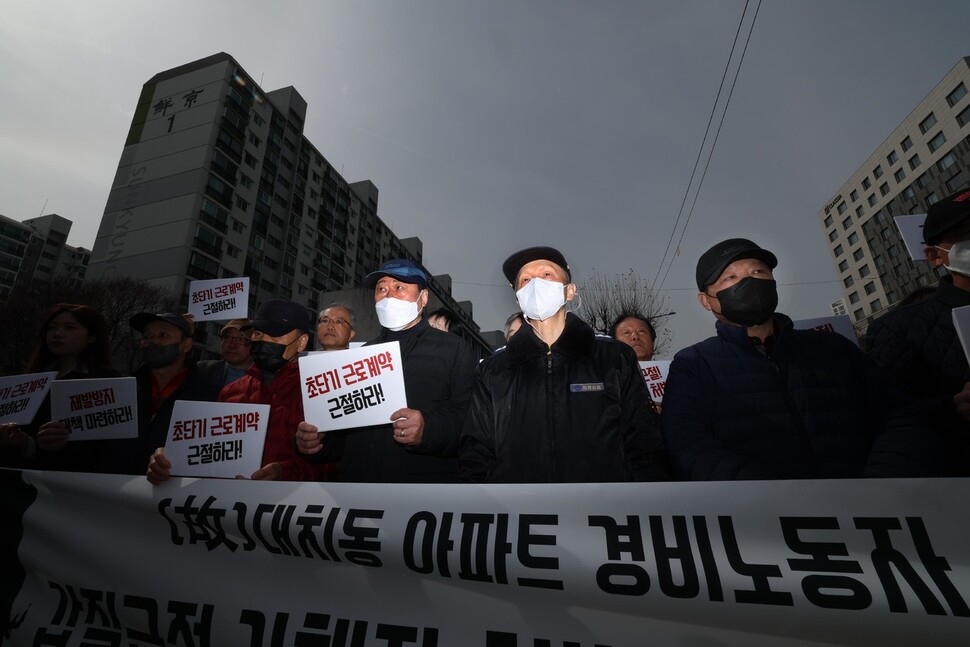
[[2, 0, 968, 354]]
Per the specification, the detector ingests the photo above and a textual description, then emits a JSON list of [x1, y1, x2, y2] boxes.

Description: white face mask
[[516, 278, 567, 322], [375, 296, 421, 331], [937, 241, 970, 276]]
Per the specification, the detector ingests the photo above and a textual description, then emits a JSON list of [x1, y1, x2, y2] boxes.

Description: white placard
[[187, 277, 249, 321], [299, 341, 407, 431], [793, 314, 860, 346], [164, 400, 270, 478], [894, 214, 928, 262], [638, 360, 670, 404], [50, 377, 138, 441], [0, 371, 58, 424], [953, 305, 970, 363]]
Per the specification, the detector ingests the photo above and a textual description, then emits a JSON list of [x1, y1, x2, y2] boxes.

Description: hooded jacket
[[460, 313, 668, 482]]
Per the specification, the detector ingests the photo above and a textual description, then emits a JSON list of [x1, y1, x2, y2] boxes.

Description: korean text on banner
[[793, 315, 860, 346], [50, 377, 138, 441], [638, 360, 670, 404], [299, 341, 406, 431], [186, 277, 249, 321], [0, 371, 57, 425], [163, 400, 270, 478]]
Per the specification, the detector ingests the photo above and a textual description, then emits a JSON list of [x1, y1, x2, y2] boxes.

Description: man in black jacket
[[865, 190, 970, 475], [459, 246, 668, 482], [297, 259, 477, 482]]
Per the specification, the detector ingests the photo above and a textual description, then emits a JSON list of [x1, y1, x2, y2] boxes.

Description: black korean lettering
[[458, 513, 509, 584], [49, 581, 82, 626], [294, 505, 342, 561], [122, 595, 165, 645], [233, 501, 257, 552], [719, 516, 793, 606], [692, 516, 724, 602], [405, 511, 438, 574], [649, 515, 699, 599], [32, 628, 72, 646], [166, 600, 213, 647], [80, 588, 120, 628], [589, 515, 650, 596], [340, 508, 383, 567], [907, 517, 970, 617], [517, 514, 563, 590], [781, 516, 871, 610], [239, 609, 289, 647]]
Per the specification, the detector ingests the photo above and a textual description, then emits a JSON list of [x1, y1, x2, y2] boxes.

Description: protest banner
[[793, 315, 860, 346], [299, 342, 406, 431], [638, 361, 671, 404], [893, 214, 928, 262], [163, 400, 270, 478], [953, 304, 970, 363], [50, 377, 138, 441], [0, 371, 57, 425], [1, 470, 967, 646], [187, 277, 249, 321]]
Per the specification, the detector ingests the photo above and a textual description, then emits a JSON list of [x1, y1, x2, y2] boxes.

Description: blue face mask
[[936, 240, 970, 276]]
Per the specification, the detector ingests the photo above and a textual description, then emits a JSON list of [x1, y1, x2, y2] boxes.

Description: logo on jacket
[[570, 383, 604, 392]]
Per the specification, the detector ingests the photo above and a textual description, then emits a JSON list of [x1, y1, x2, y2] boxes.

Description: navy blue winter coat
[[662, 313, 940, 480]]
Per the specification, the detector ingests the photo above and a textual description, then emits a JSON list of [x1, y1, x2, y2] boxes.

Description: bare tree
[[577, 269, 672, 357]]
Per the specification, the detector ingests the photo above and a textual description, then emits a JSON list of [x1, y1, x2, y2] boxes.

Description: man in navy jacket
[[662, 238, 940, 480]]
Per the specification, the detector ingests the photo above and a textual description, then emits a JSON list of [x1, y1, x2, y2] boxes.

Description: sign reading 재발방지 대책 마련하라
[[50, 377, 138, 441]]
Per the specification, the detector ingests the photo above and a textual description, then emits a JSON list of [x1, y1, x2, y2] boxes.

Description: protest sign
[[793, 314, 860, 346], [0, 371, 57, 424], [163, 400, 269, 478], [953, 304, 970, 363], [186, 277, 249, 321], [50, 377, 138, 441], [894, 214, 928, 262], [638, 360, 671, 404], [299, 342, 406, 431]]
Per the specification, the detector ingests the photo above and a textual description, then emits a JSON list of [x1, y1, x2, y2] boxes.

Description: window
[[880, 228, 893, 241], [916, 172, 931, 188], [849, 292, 860, 304], [843, 276, 854, 288], [938, 152, 957, 171], [862, 177, 871, 190], [248, 131, 261, 147], [901, 185, 916, 200], [873, 165, 884, 179], [848, 232, 859, 245], [235, 196, 249, 211], [239, 174, 253, 189], [837, 201, 847, 214], [859, 264, 871, 278], [901, 135, 913, 151], [252, 113, 265, 127], [842, 216, 852, 230], [850, 189, 859, 202], [926, 191, 939, 208], [947, 82, 967, 107], [908, 154, 921, 170], [958, 105, 970, 128], [226, 245, 240, 259], [887, 150, 898, 165], [855, 205, 864, 217], [871, 298, 883, 312], [828, 230, 838, 242], [823, 214, 833, 228], [879, 182, 890, 196], [867, 194, 878, 207], [919, 112, 937, 134], [839, 260, 849, 272], [864, 281, 877, 295], [946, 171, 967, 193], [928, 131, 946, 152], [854, 308, 865, 322], [834, 244, 844, 257], [893, 168, 906, 183], [853, 248, 865, 261]]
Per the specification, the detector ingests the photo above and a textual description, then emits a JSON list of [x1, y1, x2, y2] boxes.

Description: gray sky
[[2, 0, 968, 354]]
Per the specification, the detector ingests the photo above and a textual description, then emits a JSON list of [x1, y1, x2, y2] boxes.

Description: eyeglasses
[[318, 317, 351, 328], [221, 335, 251, 346]]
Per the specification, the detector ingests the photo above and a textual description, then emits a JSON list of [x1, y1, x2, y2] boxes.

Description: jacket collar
[[506, 312, 594, 363], [714, 312, 794, 347]]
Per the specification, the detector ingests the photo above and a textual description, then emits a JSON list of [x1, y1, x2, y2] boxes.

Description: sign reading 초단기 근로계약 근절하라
[[163, 400, 270, 478], [186, 277, 249, 321], [0, 371, 57, 425], [50, 377, 138, 441], [299, 341, 407, 432]]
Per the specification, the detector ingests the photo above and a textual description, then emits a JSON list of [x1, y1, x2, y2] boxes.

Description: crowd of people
[[2, 189, 970, 482]]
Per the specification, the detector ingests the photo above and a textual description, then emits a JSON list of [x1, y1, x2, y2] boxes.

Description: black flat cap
[[502, 246, 571, 286], [923, 188, 970, 245], [696, 238, 777, 291]]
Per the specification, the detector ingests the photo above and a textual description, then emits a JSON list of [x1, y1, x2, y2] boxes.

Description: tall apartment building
[[86, 53, 492, 357], [0, 212, 89, 302], [818, 56, 970, 332]]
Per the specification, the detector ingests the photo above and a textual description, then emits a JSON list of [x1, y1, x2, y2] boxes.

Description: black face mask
[[712, 277, 778, 327], [141, 342, 182, 369], [250, 340, 292, 372]]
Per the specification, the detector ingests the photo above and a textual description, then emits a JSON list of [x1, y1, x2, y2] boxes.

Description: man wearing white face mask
[[297, 259, 477, 482], [866, 190, 970, 476], [460, 246, 669, 482]]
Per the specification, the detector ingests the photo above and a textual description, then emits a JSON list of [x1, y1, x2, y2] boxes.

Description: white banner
[[793, 315, 860, 346], [299, 342, 406, 431], [0, 371, 57, 425], [50, 377, 138, 441], [1, 470, 967, 646], [894, 214, 928, 262], [163, 400, 270, 478], [638, 360, 671, 404], [187, 277, 249, 321], [952, 305, 970, 363]]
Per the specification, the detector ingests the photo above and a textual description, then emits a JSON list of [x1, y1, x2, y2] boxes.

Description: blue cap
[[364, 259, 429, 289]]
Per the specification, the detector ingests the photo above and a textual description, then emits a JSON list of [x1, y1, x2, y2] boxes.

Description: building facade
[[818, 56, 970, 332], [0, 212, 89, 302], [86, 53, 492, 357]]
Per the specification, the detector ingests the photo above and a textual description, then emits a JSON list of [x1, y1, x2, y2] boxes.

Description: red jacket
[[219, 361, 333, 481]]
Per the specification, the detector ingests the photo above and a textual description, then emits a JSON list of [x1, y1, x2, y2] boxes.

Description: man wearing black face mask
[[662, 238, 940, 480], [866, 190, 970, 476], [98, 313, 221, 474]]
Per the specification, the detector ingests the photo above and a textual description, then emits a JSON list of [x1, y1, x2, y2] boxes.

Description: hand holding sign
[[36, 421, 70, 451], [391, 408, 425, 446], [296, 421, 323, 454]]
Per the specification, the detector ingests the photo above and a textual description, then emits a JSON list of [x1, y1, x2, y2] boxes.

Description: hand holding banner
[[299, 342, 407, 431], [187, 277, 249, 321], [50, 377, 138, 441], [0, 371, 57, 424], [164, 400, 270, 478]]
